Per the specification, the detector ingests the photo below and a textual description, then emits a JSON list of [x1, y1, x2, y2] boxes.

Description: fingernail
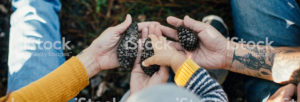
[[142, 61, 148, 66], [184, 15, 189, 19], [126, 14, 129, 18], [187, 16, 193, 20]]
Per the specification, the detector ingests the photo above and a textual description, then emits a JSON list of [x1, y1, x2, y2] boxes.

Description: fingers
[[160, 25, 179, 41], [113, 14, 132, 34], [149, 34, 159, 44], [159, 35, 166, 42], [166, 16, 183, 27], [149, 34, 161, 53], [138, 22, 160, 31], [142, 55, 158, 67], [148, 24, 155, 35], [139, 21, 178, 41], [183, 15, 208, 32], [141, 27, 149, 39], [154, 23, 162, 36], [131, 62, 144, 74]]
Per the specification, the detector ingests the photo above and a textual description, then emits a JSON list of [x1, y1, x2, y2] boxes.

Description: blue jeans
[[8, 0, 66, 94], [231, 0, 300, 102]]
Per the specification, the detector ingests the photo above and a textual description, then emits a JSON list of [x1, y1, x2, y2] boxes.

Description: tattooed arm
[[160, 15, 300, 84], [226, 42, 300, 83]]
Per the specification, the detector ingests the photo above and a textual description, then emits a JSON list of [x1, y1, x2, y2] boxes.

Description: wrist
[[224, 41, 237, 70], [170, 53, 187, 72], [77, 47, 101, 78]]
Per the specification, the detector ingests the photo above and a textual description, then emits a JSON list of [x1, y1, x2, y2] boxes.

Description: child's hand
[[142, 34, 186, 73]]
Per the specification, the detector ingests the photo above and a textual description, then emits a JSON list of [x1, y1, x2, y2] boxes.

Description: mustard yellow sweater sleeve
[[0, 57, 89, 102], [174, 59, 200, 87]]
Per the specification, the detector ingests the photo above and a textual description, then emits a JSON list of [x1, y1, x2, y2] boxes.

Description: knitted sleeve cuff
[[174, 59, 200, 87]]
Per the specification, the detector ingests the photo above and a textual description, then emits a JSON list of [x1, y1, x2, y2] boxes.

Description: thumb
[[142, 56, 158, 67], [183, 15, 208, 32], [142, 55, 168, 67], [113, 14, 132, 34]]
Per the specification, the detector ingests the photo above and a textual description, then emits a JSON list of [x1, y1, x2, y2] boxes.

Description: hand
[[160, 15, 232, 69], [140, 22, 186, 73], [77, 14, 132, 78], [142, 34, 186, 73], [267, 83, 300, 102], [130, 23, 169, 96], [130, 58, 169, 96]]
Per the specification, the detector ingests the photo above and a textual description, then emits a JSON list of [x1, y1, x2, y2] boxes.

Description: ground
[[0, 0, 245, 101]]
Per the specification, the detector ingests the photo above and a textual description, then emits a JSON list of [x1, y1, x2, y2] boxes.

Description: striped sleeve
[[174, 59, 228, 102]]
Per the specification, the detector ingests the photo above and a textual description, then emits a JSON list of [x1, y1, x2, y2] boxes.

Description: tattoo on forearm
[[231, 46, 274, 76], [230, 44, 300, 80]]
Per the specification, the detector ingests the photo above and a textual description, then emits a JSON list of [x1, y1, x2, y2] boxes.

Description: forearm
[[226, 42, 300, 83]]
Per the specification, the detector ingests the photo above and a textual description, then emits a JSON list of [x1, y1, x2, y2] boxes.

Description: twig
[[106, 0, 114, 17]]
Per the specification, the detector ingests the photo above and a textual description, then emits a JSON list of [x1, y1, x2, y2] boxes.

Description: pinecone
[[177, 26, 199, 51], [140, 38, 160, 76], [117, 22, 139, 70]]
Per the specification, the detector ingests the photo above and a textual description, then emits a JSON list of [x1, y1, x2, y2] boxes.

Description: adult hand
[[130, 23, 169, 96], [267, 83, 300, 102], [77, 14, 132, 78], [130, 58, 169, 96], [160, 15, 232, 69]]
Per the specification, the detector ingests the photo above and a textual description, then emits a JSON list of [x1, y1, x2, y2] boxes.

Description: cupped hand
[[130, 57, 169, 96], [160, 15, 232, 70], [130, 23, 169, 96], [77, 14, 132, 78]]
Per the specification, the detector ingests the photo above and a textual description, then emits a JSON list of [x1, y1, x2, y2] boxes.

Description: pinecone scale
[[117, 22, 139, 70], [177, 26, 199, 51]]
